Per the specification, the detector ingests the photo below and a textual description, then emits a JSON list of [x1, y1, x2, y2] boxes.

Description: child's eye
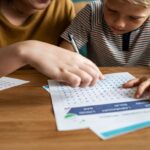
[[109, 9, 116, 13], [129, 16, 141, 21], [107, 7, 117, 14]]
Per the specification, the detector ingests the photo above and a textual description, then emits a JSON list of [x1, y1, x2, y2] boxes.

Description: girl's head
[[104, 0, 150, 35], [6, 0, 52, 12], [18, 0, 52, 10], [2, 0, 52, 16]]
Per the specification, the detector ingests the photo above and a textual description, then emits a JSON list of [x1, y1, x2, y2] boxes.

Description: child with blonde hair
[[61, 0, 150, 98]]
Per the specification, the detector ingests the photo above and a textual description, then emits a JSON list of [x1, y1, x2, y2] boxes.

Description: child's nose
[[114, 18, 126, 29]]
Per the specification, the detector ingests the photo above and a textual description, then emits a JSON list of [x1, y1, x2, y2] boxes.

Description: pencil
[[68, 33, 80, 54]]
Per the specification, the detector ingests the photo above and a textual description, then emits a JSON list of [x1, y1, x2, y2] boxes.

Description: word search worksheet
[[48, 72, 150, 133]]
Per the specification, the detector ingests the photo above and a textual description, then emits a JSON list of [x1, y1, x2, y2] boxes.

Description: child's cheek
[[104, 12, 112, 27]]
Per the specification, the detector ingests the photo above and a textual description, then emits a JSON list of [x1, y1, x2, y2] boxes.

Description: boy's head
[[104, 0, 150, 35], [125, 0, 150, 7]]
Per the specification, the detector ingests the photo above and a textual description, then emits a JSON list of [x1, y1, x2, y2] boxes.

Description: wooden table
[[0, 67, 150, 150]]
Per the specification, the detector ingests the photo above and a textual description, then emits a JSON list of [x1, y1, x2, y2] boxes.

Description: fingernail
[[99, 75, 104, 80], [136, 94, 140, 98]]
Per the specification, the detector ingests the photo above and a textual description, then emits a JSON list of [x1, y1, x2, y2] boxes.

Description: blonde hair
[[122, 0, 150, 7]]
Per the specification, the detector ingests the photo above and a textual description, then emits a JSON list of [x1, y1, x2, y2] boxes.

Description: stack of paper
[[44, 72, 150, 140]]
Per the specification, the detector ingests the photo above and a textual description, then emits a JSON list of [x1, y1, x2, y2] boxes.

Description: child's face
[[104, 0, 150, 34], [16, 0, 51, 10]]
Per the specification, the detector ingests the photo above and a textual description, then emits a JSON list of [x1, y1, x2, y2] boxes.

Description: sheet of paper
[[0, 77, 29, 91], [86, 111, 150, 140], [90, 121, 150, 140], [45, 84, 150, 139], [48, 72, 150, 131]]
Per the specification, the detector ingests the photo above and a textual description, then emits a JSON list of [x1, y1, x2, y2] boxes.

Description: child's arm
[[123, 77, 150, 99], [0, 40, 102, 87], [0, 43, 27, 76]]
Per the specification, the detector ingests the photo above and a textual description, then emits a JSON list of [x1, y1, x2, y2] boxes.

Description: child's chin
[[31, 0, 51, 10], [113, 31, 125, 35], [111, 29, 127, 35]]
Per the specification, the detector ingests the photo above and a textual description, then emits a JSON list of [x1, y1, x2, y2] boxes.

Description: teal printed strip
[[43, 85, 49, 89], [43, 85, 49, 92], [100, 121, 150, 139]]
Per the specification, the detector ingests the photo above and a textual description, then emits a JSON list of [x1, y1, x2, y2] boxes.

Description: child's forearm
[[0, 43, 27, 77]]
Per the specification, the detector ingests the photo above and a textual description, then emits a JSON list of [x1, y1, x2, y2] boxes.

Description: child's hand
[[20, 40, 103, 87], [123, 77, 150, 99]]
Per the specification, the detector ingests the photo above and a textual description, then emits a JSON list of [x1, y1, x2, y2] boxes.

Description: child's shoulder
[[83, 0, 103, 14], [47, 0, 74, 10], [90, 0, 104, 8], [88, 0, 104, 21]]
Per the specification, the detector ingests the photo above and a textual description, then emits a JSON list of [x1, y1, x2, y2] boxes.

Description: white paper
[[48, 72, 150, 131], [88, 113, 150, 140], [0, 77, 29, 91]]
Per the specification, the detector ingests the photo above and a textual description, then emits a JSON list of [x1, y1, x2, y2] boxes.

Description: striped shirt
[[61, 0, 150, 67]]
